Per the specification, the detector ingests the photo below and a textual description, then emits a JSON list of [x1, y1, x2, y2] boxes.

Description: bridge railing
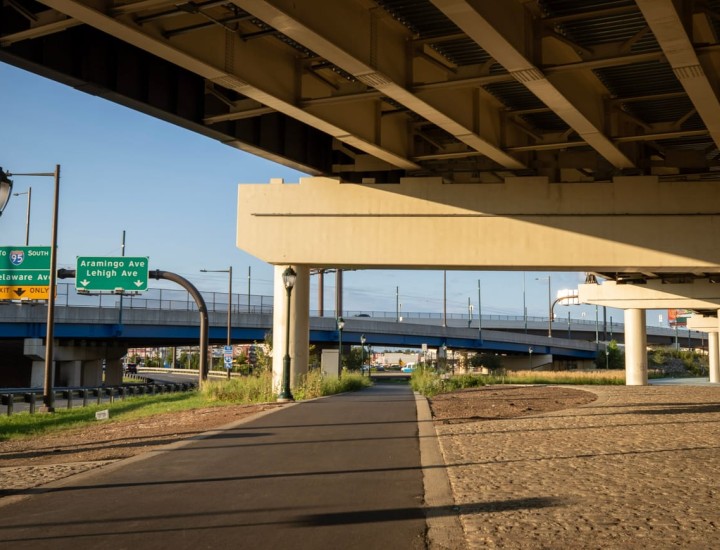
[[13, 283, 694, 337], [52, 282, 275, 314]]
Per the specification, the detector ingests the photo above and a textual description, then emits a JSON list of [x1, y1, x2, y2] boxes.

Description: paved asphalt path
[[0, 383, 428, 549]]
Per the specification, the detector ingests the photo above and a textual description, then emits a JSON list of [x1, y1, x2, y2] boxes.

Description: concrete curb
[[415, 392, 467, 550]]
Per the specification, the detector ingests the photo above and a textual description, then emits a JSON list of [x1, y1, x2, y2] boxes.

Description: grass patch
[[486, 369, 627, 386], [202, 373, 275, 403], [293, 370, 372, 400], [0, 392, 207, 440], [411, 368, 629, 397], [2, 371, 371, 441]]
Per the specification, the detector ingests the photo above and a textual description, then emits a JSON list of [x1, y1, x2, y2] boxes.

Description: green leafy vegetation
[[649, 347, 708, 377]]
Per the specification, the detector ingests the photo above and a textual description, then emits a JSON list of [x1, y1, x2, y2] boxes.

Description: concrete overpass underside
[[5, 1, 720, 386]]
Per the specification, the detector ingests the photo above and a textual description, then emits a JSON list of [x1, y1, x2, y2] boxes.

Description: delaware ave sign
[[76, 256, 149, 292], [0, 246, 52, 300]]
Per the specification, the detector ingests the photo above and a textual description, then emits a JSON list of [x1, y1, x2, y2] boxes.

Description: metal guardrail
[[1, 380, 198, 416]]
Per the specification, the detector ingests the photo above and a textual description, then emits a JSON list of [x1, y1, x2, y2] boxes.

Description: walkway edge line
[[415, 391, 467, 550]]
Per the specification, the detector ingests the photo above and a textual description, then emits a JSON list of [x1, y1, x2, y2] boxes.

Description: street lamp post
[[200, 266, 233, 379], [337, 317, 345, 374], [1, 166, 60, 410], [12, 187, 31, 245], [529, 346, 534, 369], [360, 333, 366, 375], [478, 279, 482, 341], [278, 267, 296, 402], [467, 299, 474, 328]]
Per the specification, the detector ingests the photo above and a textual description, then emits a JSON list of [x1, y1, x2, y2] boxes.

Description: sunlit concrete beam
[[238, 175, 720, 270], [39, 0, 419, 171], [431, 0, 635, 170], [687, 314, 719, 332], [579, 280, 720, 310], [636, 0, 720, 150], [231, 0, 526, 170]]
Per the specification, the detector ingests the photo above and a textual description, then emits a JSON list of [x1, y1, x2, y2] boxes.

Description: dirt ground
[[428, 385, 597, 423], [0, 386, 590, 499]]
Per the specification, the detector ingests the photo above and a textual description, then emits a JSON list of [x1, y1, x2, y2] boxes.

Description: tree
[[595, 340, 624, 369], [345, 346, 364, 371], [469, 353, 503, 373]]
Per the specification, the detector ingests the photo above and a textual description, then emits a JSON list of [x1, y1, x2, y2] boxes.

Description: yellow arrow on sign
[[0, 286, 52, 300]]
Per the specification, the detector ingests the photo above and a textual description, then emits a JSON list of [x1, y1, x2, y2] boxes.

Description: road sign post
[[75, 256, 149, 292], [0, 246, 51, 300]]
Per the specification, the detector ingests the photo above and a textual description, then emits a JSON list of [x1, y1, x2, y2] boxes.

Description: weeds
[[411, 368, 630, 397]]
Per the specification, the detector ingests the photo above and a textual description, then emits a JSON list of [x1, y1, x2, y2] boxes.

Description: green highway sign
[[76, 256, 149, 292], [0, 247, 52, 300]]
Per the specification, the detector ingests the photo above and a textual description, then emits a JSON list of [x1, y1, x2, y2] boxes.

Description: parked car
[[125, 363, 138, 374], [400, 363, 416, 373]]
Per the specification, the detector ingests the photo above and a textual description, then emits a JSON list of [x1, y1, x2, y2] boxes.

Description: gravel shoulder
[[430, 384, 720, 550]]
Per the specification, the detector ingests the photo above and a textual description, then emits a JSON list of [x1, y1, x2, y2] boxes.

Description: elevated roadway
[[4, 1, 720, 386]]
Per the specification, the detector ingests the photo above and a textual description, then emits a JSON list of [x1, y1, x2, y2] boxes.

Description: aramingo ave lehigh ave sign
[[0, 246, 52, 300], [76, 256, 149, 292]]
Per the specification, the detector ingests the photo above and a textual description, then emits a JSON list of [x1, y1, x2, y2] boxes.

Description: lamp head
[[0, 168, 13, 217], [282, 266, 297, 290], [337, 317, 345, 330], [360, 334, 366, 344]]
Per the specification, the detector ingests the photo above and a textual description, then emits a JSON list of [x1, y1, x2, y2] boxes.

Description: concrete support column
[[624, 308, 648, 385], [711, 323, 720, 384], [104, 358, 123, 386], [58, 360, 82, 387], [272, 265, 310, 394]]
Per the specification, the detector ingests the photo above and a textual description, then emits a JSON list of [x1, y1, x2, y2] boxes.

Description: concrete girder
[[579, 280, 720, 310], [430, 0, 635, 170], [38, 0, 419, 170], [237, 175, 720, 270], [687, 314, 719, 332], [636, 0, 720, 151], [230, 0, 526, 170]]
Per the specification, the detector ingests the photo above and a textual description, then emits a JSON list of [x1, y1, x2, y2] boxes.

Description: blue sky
[[0, 62, 665, 326]]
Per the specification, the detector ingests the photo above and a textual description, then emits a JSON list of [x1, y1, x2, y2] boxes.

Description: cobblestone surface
[[434, 385, 720, 549]]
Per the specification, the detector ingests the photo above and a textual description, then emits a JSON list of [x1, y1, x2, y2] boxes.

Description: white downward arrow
[[80, 279, 90, 287], [134, 280, 143, 287]]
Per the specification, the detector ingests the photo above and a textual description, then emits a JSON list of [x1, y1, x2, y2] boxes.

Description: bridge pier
[[709, 331, 719, 384], [272, 265, 310, 395], [23, 338, 127, 388], [624, 309, 648, 386]]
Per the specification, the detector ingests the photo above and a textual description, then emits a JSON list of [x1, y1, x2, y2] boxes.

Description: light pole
[[478, 279, 482, 341], [360, 333, 366, 375], [2, 166, 60, 411], [278, 267, 296, 402], [0, 168, 12, 216], [12, 187, 31, 245], [536, 275, 552, 337], [529, 346, 534, 369], [337, 316, 345, 374], [467, 298, 473, 328], [200, 266, 233, 379]]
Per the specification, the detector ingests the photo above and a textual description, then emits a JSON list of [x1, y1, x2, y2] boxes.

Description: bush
[[202, 369, 372, 403], [595, 340, 624, 370], [649, 347, 708, 377], [469, 353, 503, 373], [202, 372, 274, 403]]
